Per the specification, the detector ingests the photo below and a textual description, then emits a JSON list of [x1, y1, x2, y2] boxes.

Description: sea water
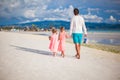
[[86, 30, 120, 46]]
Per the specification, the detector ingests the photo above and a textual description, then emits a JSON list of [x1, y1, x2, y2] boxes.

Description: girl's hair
[[60, 26, 64, 31], [52, 28, 57, 33], [74, 8, 79, 15]]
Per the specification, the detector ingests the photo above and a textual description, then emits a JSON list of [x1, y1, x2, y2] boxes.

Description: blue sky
[[0, 0, 120, 25]]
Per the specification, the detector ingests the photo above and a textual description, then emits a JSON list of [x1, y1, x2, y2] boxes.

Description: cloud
[[105, 15, 117, 23], [81, 8, 103, 23], [87, 8, 100, 14], [118, 20, 120, 22], [19, 20, 31, 23], [83, 9, 103, 23], [105, 10, 118, 13], [18, 4, 74, 23], [10, 1, 20, 8], [0, 0, 50, 18], [20, 5, 74, 23], [0, 0, 120, 24], [24, 10, 36, 18], [109, 0, 120, 4], [32, 18, 40, 22], [109, 16, 117, 22], [0, 0, 23, 17], [43, 18, 69, 21], [105, 10, 120, 15], [0, 0, 75, 24], [19, 18, 40, 23], [83, 14, 103, 23], [48, 5, 73, 19]]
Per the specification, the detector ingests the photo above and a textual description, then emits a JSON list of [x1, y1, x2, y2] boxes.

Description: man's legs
[[75, 43, 81, 59], [72, 33, 82, 59]]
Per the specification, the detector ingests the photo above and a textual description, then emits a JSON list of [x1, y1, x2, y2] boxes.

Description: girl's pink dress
[[58, 31, 68, 52], [49, 33, 59, 52]]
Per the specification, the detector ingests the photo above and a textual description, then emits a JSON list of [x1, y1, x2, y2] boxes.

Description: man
[[70, 8, 87, 59]]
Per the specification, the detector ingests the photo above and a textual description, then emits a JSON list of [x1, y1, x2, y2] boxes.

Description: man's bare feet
[[75, 54, 80, 59]]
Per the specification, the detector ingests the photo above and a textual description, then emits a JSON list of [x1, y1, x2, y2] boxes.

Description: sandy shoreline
[[0, 31, 120, 80]]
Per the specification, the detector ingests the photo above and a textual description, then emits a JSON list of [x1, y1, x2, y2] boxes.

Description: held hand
[[69, 35, 72, 38], [66, 34, 71, 38]]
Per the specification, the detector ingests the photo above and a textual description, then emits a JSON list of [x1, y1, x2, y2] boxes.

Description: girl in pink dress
[[58, 27, 69, 57], [49, 29, 59, 56]]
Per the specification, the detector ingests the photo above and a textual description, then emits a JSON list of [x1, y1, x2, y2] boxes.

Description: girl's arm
[[58, 32, 60, 40], [49, 36, 51, 40], [65, 32, 70, 38]]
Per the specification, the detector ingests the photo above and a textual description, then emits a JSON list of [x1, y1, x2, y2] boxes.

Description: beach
[[0, 31, 120, 80]]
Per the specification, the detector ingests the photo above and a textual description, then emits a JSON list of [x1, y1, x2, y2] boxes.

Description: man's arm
[[82, 18, 87, 36]]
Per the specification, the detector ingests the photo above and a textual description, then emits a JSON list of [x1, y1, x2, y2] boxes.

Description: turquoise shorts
[[72, 33, 83, 44]]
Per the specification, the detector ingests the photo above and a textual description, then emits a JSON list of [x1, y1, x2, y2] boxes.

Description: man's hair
[[60, 26, 64, 30], [74, 8, 79, 15]]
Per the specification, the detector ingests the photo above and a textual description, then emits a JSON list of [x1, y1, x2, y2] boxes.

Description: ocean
[[86, 32, 120, 46]]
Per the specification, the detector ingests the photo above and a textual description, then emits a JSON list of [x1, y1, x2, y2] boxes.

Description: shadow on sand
[[38, 33, 49, 36], [11, 45, 52, 56]]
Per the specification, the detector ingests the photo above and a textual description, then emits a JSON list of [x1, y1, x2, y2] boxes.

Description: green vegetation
[[82, 43, 120, 54]]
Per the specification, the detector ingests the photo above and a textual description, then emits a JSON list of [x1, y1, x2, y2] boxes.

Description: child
[[49, 28, 59, 56], [58, 27, 69, 57]]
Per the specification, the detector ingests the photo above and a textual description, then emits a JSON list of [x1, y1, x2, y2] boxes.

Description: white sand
[[0, 32, 120, 80]]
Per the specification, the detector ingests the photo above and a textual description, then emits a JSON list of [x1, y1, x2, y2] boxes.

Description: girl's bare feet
[[61, 51, 65, 58], [53, 52, 56, 57], [61, 53, 65, 58]]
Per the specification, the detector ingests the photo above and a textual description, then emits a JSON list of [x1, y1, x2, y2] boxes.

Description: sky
[[0, 0, 120, 25]]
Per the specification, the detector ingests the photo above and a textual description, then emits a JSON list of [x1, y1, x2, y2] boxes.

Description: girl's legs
[[61, 51, 65, 58], [53, 52, 56, 56], [62, 51, 65, 57]]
